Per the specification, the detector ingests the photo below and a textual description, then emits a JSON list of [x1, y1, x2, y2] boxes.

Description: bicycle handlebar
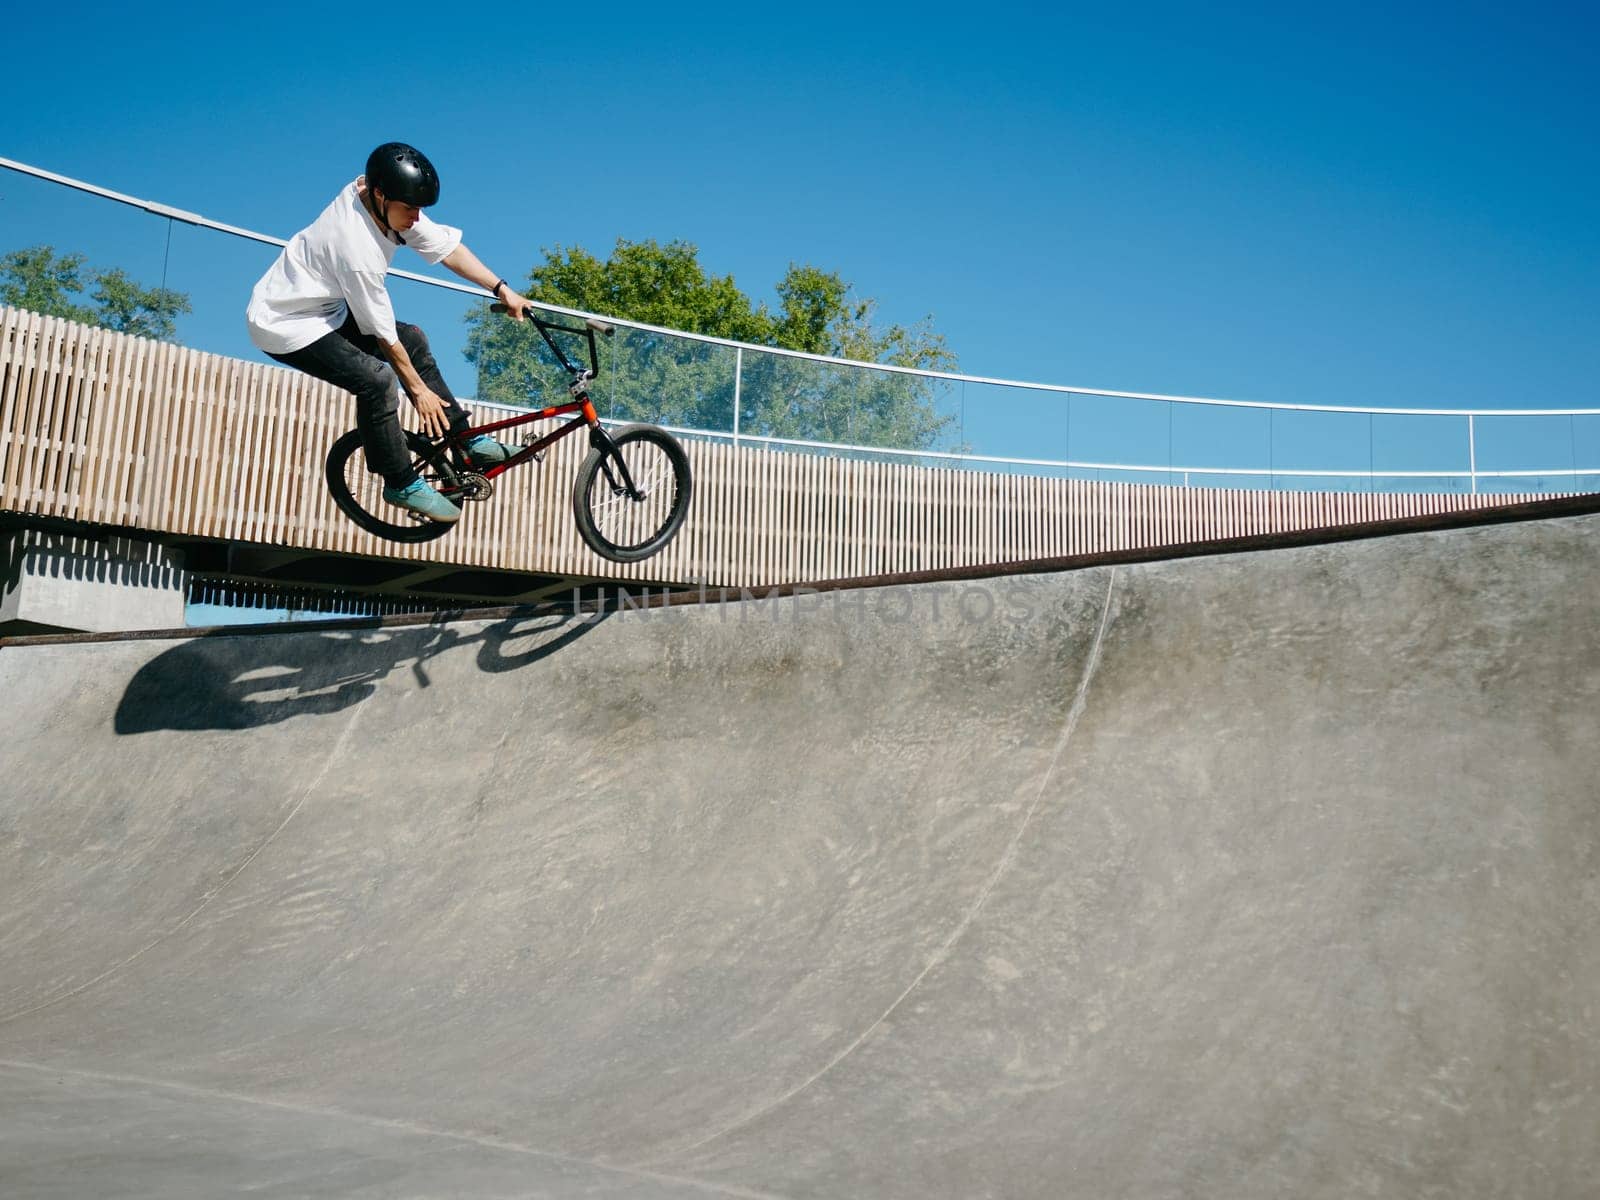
[[490, 303, 614, 339], [489, 303, 613, 382]]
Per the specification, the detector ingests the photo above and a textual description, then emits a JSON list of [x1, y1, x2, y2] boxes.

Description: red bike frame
[[432, 311, 642, 499], [453, 395, 600, 481]]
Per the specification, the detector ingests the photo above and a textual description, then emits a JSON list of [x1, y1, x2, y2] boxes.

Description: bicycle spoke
[[586, 439, 680, 549]]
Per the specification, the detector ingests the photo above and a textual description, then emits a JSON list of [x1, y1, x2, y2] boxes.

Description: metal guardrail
[[4, 154, 1598, 494]]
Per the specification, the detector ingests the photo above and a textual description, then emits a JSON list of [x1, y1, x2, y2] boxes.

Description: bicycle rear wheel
[[325, 428, 457, 543], [571, 425, 692, 563]]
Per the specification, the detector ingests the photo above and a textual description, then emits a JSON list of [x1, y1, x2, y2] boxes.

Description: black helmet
[[365, 142, 440, 207]]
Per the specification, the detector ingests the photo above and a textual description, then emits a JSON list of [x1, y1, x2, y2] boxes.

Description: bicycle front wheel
[[571, 425, 692, 563], [325, 428, 457, 544]]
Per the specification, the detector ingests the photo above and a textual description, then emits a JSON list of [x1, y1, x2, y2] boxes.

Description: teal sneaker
[[381, 478, 461, 523], [464, 434, 515, 467]]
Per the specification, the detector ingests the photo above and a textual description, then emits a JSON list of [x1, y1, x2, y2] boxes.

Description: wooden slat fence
[[0, 307, 1553, 589]]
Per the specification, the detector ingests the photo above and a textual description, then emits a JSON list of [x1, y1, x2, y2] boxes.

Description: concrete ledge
[[0, 530, 187, 636]]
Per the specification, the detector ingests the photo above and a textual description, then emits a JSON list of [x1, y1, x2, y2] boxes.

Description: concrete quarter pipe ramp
[[0, 514, 1596, 1198]]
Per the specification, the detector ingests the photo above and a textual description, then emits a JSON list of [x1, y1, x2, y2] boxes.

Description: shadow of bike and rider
[[114, 607, 611, 735]]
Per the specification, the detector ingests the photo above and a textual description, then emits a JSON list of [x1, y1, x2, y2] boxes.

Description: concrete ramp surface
[[1, 515, 1597, 1198]]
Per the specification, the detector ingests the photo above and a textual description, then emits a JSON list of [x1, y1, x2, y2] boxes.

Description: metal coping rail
[[7, 154, 1600, 421], [6, 493, 1600, 650]]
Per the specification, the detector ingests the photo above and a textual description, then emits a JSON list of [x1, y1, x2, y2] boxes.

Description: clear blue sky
[[3, 1, 1597, 475]]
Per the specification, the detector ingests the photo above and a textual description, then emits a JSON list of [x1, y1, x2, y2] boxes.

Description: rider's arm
[[441, 245, 533, 318], [376, 338, 449, 437], [343, 269, 450, 436]]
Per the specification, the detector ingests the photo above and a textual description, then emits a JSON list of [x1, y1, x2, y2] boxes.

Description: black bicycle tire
[[570, 424, 693, 563], [324, 428, 456, 544]]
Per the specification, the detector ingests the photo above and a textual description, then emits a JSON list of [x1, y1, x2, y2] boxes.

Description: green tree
[[0, 245, 191, 342], [91, 268, 192, 342], [0, 246, 98, 326], [464, 239, 957, 450], [747, 264, 957, 448]]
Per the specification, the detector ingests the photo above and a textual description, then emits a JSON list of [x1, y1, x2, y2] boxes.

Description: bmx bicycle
[[324, 309, 692, 563]]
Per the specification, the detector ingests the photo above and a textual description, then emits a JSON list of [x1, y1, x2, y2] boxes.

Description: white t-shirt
[[246, 179, 463, 354]]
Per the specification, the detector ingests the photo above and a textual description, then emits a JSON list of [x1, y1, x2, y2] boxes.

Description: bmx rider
[[246, 141, 531, 523]]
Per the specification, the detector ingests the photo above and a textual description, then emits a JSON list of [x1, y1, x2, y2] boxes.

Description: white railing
[[4, 155, 1598, 495]]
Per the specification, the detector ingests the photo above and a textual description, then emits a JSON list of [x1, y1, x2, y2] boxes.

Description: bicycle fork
[[588, 423, 648, 499]]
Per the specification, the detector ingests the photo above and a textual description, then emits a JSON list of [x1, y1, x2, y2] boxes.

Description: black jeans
[[269, 315, 470, 489]]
